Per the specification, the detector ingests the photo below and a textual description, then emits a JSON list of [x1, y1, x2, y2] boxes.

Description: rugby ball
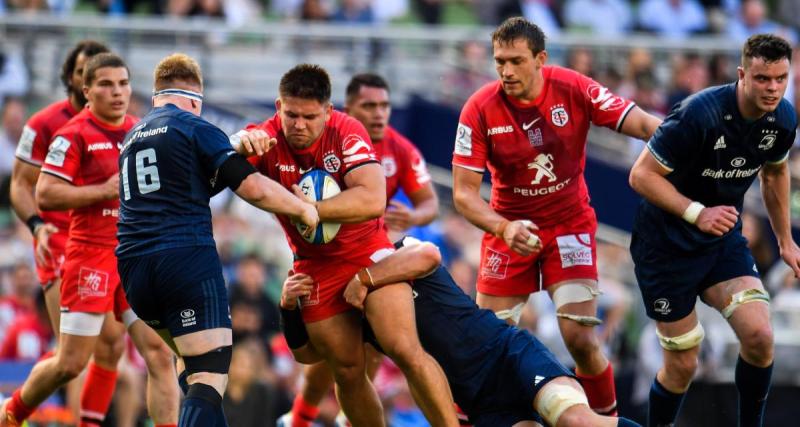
[[296, 169, 341, 244]]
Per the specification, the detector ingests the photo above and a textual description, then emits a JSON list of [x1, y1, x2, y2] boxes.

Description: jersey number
[[121, 148, 161, 200]]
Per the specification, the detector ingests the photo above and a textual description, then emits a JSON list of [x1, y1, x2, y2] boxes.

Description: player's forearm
[[620, 106, 662, 141], [453, 187, 506, 236], [36, 178, 111, 211], [366, 243, 442, 286], [237, 173, 310, 218], [760, 164, 793, 247], [9, 163, 39, 223], [411, 197, 439, 226], [317, 186, 384, 223], [629, 167, 692, 219]]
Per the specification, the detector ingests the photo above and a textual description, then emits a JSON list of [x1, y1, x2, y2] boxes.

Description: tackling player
[[239, 64, 458, 427], [1, 53, 179, 427], [628, 34, 799, 427], [281, 238, 642, 427], [451, 17, 661, 415], [116, 53, 318, 427]]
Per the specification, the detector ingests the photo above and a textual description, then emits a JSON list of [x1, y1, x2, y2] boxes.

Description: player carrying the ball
[[238, 64, 458, 427]]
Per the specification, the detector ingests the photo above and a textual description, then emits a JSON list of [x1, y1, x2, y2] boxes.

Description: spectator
[[441, 40, 494, 108], [300, 0, 330, 21], [666, 53, 709, 108], [776, 0, 800, 33], [727, 0, 797, 44], [413, 0, 442, 25], [229, 253, 281, 337], [0, 97, 25, 208], [708, 52, 736, 86], [0, 262, 36, 344], [519, 0, 561, 37], [224, 339, 286, 426], [638, 0, 708, 39], [0, 47, 29, 112], [0, 290, 51, 361], [563, 0, 632, 36], [565, 47, 595, 78], [331, 0, 374, 24]]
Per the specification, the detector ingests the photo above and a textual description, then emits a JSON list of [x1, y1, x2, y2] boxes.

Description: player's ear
[[325, 102, 333, 121], [83, 85, 90, 100], [535, 50, 548, 68], [275, 98, 282, 112], [737, 66, 745, 81]]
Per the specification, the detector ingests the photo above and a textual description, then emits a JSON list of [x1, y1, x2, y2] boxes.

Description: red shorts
[[34, 231, 68, 287], [60, 243, 130, 317], [294, 244, 394, 323], [477, 212, 598, 296]]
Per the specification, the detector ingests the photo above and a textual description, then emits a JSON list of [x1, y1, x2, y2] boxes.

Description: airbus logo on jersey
[[276, 163, 296, 173], [87, 142, 115, 152], [487, 125, 513, 135]]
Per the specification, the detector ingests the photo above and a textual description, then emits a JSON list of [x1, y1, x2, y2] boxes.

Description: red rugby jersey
[[41, 109, 137, 248], [375, 126, 431, 201], [452, 66, 635, 228], [248, 110, 389, 259], [14, 99, 78, 231]]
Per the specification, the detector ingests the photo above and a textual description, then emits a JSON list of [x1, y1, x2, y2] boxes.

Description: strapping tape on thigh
[[656, 322, 704, 351], [552, 283, 601, 309], [495, 302, 525, 324], [721, 288, 770, 319], [538, 383, 588, 426]]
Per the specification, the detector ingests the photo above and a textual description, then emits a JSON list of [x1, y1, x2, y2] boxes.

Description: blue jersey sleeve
[[193, 119, 236, 171], [767, 103, 797, 164], [646, 102, 704, 172]]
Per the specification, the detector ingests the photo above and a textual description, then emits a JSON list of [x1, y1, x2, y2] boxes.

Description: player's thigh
[[630, 235, 711, 322], [44, 278, 61, 335], [364, 282, 423, 354], [539, 213, 598, 289], [507, 329, 575, 411], [305, 309, 365, 368], [173, 328, 231, 357], [701, 276, 771, 342], [476, 233, 542, 297]]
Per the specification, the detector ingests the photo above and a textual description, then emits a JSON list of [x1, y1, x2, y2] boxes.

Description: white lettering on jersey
[[45, 136, 71, 167], [487, 125, 513, 135], [527, 153, 557, 185], [701, 166, 761, 179], [412, 158, 432, 184], [87, 142, 114, 152], [101, 208, 120, 217], [513, 178, 573, 197], [277, 163, 296, 173], [16, 125, 37, 159], [586, 84, 626, 111], [556, 234, 593, 268], [455, 123, 472, 156], [130, 126, 168, 141]]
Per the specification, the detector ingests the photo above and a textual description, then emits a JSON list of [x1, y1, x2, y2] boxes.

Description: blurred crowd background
[[2, 0, 800, 425]]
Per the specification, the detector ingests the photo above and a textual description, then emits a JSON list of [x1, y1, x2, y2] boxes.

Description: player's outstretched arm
[[36, 171, 118, 211], [344, 241, 442, 310], [629, 148, 738, 236], [235, 172, 319, 231], [618, 106, 662, 141], [9, 159, 40, 227], [760, 160, 800, 276], [311, 162, 386, 223]]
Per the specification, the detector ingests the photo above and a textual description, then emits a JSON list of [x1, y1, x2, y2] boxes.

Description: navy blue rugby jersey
[[117, 104, 235, 258], [634, 83, 796, 252]]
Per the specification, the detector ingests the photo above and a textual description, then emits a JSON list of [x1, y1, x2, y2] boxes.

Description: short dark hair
[[279, 64, 331, 103], [345, 73, 390, 102], [491, 17, 546, 55], [83, 53, 129, 87], [60, 40, 110, 92], [742, 34, 792, 67]]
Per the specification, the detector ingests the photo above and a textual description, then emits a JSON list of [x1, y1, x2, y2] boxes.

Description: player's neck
[[736, 82, 766, 121], [512, 77, 544, 105], [68, 95, 84, 114], [89, 108, 125, 127]]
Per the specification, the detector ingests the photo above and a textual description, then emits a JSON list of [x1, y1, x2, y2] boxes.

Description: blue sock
[[647, 378, 685, 427], [179, 383, 223, 427], [618, 417, 642, 427], [735, 356, 772, 427], [178, 370, 190, 395]]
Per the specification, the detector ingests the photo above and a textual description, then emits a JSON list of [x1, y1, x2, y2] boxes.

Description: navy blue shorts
[[470, 329, 571, 426], [118, 246, 231, 337], [631, 232, 759, 322]]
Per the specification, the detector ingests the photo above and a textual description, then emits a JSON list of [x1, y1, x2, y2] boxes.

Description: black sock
[[179, 383, 223, 427], [735, 355, 772, 427], [648, 377, 685, 427]]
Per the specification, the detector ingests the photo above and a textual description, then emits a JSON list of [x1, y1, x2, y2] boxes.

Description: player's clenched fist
[[281, 271, 315, 310], [104, 173, 120, 200], [230, 129, 276, 156], [343, 275, 369, 310], [695, 205, 738, 236], [499, 219, 542, 256]]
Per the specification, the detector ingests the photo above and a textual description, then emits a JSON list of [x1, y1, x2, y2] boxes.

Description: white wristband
[[682, 201, 705, 224]]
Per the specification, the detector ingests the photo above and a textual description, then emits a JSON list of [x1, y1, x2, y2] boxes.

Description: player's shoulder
[[385, 126, 416, 149], [463, 80, 503, 110], [54, 109, 91, 138], [28, 99, 73, 129], [543, 64, 584, 83], [773, 97, 798, 129], [670, 83, 734, 128]]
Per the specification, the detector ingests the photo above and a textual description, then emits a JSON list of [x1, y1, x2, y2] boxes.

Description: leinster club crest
[[551, 107, 569, 127], [323, 153, 341, 173], [759, 134, 776, 150]]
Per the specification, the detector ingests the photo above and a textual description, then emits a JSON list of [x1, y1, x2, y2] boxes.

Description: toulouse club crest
[[551, 106, 569, 127], [323, 153, 341, 173]]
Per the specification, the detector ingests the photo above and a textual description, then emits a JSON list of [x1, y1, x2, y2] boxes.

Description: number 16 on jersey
[[121, 148, 161, 200]]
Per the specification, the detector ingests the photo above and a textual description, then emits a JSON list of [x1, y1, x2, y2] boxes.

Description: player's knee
[[562, 328, 600, 361], [183, 345, 232, 377], [554, 405, 597, 427], [331, 364, 367, 388], [381, 338, 425, 370], [664, 351, 699, 382], [94, 334, 126, 365], [55, 354, 90, 381], [740, 325, 774, 363]]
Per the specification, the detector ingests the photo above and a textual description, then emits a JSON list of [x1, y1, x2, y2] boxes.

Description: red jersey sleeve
[[41, 131, 82, 182], [452, 95, 488, 172], [15, 120, 49, 166], [397, 139, 431, 195], [338, 118, 378, 173], [576, 73, 635, 131]]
